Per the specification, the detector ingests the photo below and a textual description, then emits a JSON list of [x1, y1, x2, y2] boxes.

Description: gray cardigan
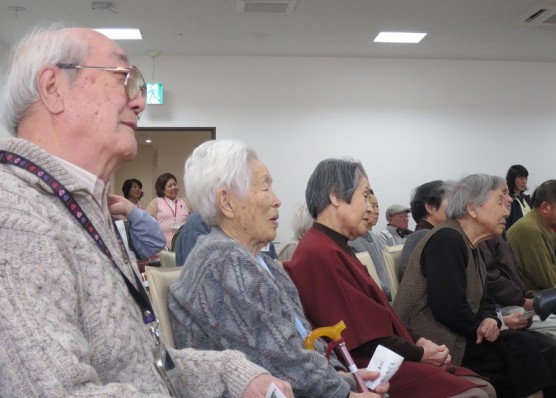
[[349, 231, 391, 300], [169, 228, 354, 398], [0, 138, 266, 397]]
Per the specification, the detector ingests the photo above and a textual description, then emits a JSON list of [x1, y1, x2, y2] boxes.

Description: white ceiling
[[2, 0, 556, 62]]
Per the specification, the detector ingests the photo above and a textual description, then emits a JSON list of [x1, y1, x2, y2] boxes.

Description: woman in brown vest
[[394, 174, 556, 398]]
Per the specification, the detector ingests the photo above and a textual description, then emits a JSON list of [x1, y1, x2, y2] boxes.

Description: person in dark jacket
[[505, 164, 532, 230]]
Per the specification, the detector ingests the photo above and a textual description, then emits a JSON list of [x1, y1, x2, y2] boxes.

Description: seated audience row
[[394, 175, 556, 398], [167, 141, 556, 398], [6, 22, 551, 396], [169, 142, 494, 398], [168, 140, 388, 398], [400, 177, 556, 336]]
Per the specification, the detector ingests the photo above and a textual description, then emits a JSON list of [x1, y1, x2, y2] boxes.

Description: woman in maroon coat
[[284, 158, 494, 398]]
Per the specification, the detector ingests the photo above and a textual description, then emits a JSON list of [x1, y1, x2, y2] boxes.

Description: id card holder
[[154, 342, 178, 397], [151, 321, 178, 397], [266, 383, 287, 398], [171, 223, 181, 230]]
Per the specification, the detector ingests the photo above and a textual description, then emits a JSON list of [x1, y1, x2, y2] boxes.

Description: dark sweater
[[479, 233, 527, 307]]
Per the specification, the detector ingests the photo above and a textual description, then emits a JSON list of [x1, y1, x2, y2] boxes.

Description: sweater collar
[[415, 219, 434, 231], [53, 155, 109, 212]]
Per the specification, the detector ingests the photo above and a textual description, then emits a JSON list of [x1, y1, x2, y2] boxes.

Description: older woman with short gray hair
[[394, 174, 556, 398], [168, 140, 386, 398], [285, 161, 496, 398]]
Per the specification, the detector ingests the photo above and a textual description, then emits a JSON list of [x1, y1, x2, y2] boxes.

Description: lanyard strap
[[163, 198, 177, 218], [0, 150, 156, 324]]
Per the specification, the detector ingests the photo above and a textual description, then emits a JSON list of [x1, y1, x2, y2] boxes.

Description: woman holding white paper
[[284, 158, 495, 398]]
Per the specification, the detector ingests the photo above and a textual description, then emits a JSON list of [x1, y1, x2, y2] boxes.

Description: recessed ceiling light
[[374, 32, 427, 44], [145, 139, 152, 143], [94, 28, 142, 40]]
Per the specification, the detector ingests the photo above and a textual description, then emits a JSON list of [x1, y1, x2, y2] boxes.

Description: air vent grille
[[541, 13, 556, 24], [236, 0, 298, 14], [519, 2, 556, 27]]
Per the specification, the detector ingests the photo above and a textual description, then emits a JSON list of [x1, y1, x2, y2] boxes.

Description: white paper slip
[[266, 382, 287, 398], [366, 344, 404, 390]]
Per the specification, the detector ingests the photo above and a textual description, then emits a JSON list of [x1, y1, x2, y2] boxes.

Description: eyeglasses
[[56, 64, 147, 101]]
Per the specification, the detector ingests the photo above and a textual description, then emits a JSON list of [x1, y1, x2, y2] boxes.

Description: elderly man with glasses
[[0, 25, 293, 398], [377, 204, 414, 247]]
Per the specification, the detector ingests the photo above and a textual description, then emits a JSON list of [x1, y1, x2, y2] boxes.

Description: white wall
[[135, 55, 556, 245], [0, 42, 10, 138], [3, 52, 554, 244]]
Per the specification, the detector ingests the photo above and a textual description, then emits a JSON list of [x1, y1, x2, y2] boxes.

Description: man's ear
[[216, 189, 235, 219], [539, 201, 552, 216], [36, 66, 65, 114]]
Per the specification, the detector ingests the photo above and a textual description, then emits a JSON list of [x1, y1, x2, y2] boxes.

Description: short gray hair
[[305, 158, 368, 218], [1, 24, 88, 135], [184, 140, 256, 226], [446, 174, 505, 220], [291, 202, 313, 240]]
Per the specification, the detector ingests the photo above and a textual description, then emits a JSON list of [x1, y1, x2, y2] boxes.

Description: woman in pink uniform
[[147, 172, 189, 249]]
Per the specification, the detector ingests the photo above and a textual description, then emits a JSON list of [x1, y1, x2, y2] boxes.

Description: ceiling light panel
[[94, 28, 142, 40], [374, 32, 427, 44]]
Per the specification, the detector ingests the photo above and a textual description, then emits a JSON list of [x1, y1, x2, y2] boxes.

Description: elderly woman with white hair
[[168, 140, 387, 398], [277, 202, 313, 261], [394, 174, 556, 398]]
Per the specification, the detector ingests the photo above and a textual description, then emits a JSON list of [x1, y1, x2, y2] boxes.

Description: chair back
[[145, 266, 182, 348], [159, 250, 177, 268], [355, 251, 382, 288], [382, 244, 403, 300]]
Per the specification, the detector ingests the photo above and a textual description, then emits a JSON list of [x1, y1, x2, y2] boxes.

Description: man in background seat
[[378, 204, 413, 246]]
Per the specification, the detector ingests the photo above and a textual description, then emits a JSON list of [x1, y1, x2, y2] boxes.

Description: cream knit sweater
[[0, 138, 267, 397]]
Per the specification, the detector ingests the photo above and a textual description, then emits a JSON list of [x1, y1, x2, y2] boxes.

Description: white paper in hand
[[365, 345, 404, 390], [266, 382, 287, 398]]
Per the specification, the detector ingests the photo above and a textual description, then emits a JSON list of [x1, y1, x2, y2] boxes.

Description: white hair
[[184, 140, 257, 226], [291, 202, 313, 240], [1, 23, 88, 135]]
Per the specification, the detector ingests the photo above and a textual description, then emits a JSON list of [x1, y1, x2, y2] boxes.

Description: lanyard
[[163, 198, 177, 218], [0, 150, 156, 324]]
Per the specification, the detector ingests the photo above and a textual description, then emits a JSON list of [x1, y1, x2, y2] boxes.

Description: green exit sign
[[146, 83, 164, 105]]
